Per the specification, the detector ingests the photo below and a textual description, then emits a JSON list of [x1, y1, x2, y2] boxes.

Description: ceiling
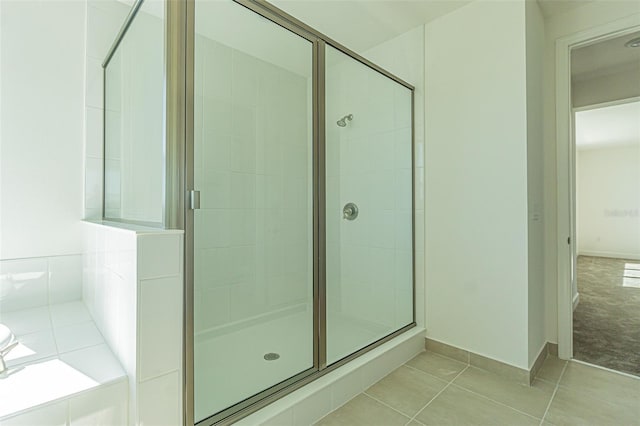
[[572, 30, 640, 81], [271, 0, 600, 54], [575, 101, 640, 150], [271, 0, 474, 53], [537, 0, 595, 18]]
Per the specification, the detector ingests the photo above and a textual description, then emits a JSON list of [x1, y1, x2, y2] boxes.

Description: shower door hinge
[[567, 236, 571, 245], [188, 190, 200, 210]]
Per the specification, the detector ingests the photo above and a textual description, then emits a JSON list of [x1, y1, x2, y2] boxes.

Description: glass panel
[[104, 1, 165, 224], [193, 1, 314, 421], [325, 45, 413, 365]]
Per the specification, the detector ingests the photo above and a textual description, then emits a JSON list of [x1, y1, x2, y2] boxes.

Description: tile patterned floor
[[315, 351, 640, 425]]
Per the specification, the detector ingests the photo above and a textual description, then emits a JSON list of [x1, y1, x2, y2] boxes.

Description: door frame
[[555, 15, 640, 360]]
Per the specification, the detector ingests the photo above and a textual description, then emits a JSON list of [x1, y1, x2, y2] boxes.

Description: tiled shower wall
[[0, 255, 82, 315], [325, 52, 414, 332], [82, 222, 184, 425], [193, 35, 312, 334], [84, 0, 130, 220]]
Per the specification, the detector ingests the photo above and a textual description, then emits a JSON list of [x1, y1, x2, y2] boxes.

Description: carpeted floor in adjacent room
[[573, 255, 640, 377]]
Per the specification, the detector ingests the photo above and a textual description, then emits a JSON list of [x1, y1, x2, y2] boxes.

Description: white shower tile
[[330, 369, 363, 409], [55, 322, 104, 354], [0, 306, 51, 335], [229, 210, 256, 247], [5, 329, 57, 368], [50, 301, 92, 328], [394, 209, 412, 251], [394, 127, 412, 170], [203, 40, 232, 101], [195, 209, 231, 249], [139, 276, 182, 381], [85, 57, 103, 109], [230, 172, 256, 209], [69, 379, 128, 426], [201, 171, 231, 209], [370, 210, 395, 249], [85, 106, 104, 159], [0, 258, 48, 313], [60, 344, 125, 384], [137, 234, 181, 279], [196, 287, 230, 331], [1, 400, 68, 426], [138, 371, 181, 426], [395, 169, 413, 210], [292, 386, 332, 425], [85, 157, 103, 211], [48, 255, 83, 304], [197, 248, 232, 287], [232, 50, 258, 106], [394, 84, 412, 129], [230, 135, 257, 174]]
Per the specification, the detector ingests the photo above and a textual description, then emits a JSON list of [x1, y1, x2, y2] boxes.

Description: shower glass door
[[192, 1, 315, 422], [324, 45, 414, 365]]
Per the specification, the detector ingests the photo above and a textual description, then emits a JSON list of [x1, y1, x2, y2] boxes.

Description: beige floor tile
[[453, 367, 555, 418], [406, 351, 467, 382], [407, 421, 425, 426], [415, 385, 539, 426], [365, 365, 448, 417], [315, 394, 409, 426], [559, 361, 640, 406], [536, 356, 567, 384], [544, 385, 640, 426]]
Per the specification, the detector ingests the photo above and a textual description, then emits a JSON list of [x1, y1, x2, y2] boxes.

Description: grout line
[[361, 392, 412, 422], [539, 360, 569, 426], [402, 363, 454, 384], [447, 383, 542, 422], [404, 365, 470, 426]]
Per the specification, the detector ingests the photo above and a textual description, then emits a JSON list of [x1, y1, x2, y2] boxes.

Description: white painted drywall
[[526, 0, 547, 367], [0, 1, 86, 260], [424, 0, 530, 369], [577, 145, 640, 259], [543, 1, 640, 344]]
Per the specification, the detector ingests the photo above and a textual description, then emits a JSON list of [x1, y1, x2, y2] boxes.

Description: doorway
[[572, 99, 640, 376], [556, 22, 640, 369]]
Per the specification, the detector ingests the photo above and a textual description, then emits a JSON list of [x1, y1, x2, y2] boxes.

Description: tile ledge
[[82, 219, 184, 235]]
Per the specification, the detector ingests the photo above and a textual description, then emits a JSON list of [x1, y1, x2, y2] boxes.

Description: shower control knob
[[343, 203, 358, 220]]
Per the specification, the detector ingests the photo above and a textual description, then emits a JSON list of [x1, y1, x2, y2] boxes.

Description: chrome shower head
[[337, 114, 353, 127]]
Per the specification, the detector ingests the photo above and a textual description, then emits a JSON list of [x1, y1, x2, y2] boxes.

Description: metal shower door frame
[[171, 0, 417, 424]]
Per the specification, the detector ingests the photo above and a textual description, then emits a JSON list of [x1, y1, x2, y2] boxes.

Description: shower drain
[[264, 352, 280, 361]]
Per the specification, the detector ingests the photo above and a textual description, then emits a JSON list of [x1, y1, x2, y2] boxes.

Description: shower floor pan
[[194, 306, 393, 422]]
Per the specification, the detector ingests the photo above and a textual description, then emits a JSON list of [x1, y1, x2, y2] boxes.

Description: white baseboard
[[573, 292, 580, 311], [578, 250, 640, 261]]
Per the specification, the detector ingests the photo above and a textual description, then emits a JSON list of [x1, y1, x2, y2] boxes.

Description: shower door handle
[[189, 190, 201, 210]]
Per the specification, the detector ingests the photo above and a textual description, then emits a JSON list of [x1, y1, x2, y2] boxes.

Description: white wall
[[0, 0, 86, 260], [424, 0, 531, 369], [543, 1, 640, 344], [526, 0, 546, 366], [577, 145, 640, 259]]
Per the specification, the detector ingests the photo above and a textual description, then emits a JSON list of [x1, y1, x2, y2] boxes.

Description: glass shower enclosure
[[102, 0, 414, 424]]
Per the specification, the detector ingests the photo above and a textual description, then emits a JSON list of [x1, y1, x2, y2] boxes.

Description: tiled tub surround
[[82, 221, 184, 426], [0, 302, 127, 423]]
